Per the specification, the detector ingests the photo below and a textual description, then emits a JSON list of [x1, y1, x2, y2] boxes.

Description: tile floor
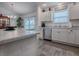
[[0, 37, 79, 56]]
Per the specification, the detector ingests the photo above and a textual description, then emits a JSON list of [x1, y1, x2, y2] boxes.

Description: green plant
[[16, 17, 22, 27]]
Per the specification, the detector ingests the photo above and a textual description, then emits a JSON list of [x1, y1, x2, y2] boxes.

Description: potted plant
[[16, 17, 22, 27]]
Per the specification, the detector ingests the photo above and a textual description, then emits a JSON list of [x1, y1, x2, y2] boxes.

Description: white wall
[[69, 5, 79, 19], [69, 5, 79, 26], [22, 12, 37, 18], [37, 7, 42, 27]]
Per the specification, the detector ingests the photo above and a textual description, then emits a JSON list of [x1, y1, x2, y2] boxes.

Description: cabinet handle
[[70, 29, 72, 32], [68, 29, 72, 32]]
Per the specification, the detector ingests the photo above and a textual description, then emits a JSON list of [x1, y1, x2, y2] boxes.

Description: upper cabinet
[[42, 11, 51, 21], [69, 5, 79, 20], [41, 8, 53, 22], [37, 2, 79, 27]]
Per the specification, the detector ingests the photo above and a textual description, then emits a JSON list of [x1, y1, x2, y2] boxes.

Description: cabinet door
[[52, 29, 60, 41], [42, 11, 51, 21], [74, 30, 79, 44], [52, 29, 66, 42], [59, 29, 68, 42], [67, 29, 75, 44]]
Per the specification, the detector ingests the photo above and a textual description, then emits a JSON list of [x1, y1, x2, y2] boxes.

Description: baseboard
[[51, 40, 79, 48]]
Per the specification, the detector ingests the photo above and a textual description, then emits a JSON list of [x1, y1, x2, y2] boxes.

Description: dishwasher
[[43, 27, 52, 40]]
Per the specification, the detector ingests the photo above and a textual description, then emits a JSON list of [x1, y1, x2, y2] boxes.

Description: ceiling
[[0, 2, 38, 16], [0, 2, 78, 16]]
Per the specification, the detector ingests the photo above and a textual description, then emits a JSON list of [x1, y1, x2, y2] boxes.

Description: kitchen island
[[0, 28, 40, 56], [0, 28, 38, 45]]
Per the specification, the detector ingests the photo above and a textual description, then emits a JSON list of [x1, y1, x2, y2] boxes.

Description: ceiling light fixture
[[42, 4, 47, 7], [56, 3, 66, 10]]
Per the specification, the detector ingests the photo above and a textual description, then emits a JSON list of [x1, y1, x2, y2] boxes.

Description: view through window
[[53, 9, 69, 24], [24, 16, 35, 30]]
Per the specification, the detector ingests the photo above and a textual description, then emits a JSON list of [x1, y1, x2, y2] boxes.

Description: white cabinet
[[67, 29, 79, 45], [52, 29, 68, 42], [52, 28, 79, 45], [52, 28, 76, 44], [42, 11, 51, 21], [37, 27, 43, 39], [59, 29, 68, 42], [52, 29, 60, 41], [67, 29, 75, 44], [74, 30, 79, 44]]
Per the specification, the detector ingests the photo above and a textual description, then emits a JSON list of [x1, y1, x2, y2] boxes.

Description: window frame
[[53, 9, 70, 24]]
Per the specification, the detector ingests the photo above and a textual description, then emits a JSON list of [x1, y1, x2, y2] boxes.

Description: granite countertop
[[0, 28, 38, 44]]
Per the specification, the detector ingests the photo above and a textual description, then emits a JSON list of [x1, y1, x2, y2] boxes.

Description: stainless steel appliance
[[41, 22, 52, 40]]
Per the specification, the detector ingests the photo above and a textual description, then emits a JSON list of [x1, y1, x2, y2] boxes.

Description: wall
[[0, 7, 17, 16], [69, 5, 79, 19], [37, 7, 42, 27], [22, 12, 37, 18], [69, 5, 79, 26]]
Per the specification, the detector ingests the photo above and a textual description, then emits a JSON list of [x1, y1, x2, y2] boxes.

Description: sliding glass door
[[24, 16, 36, 30]]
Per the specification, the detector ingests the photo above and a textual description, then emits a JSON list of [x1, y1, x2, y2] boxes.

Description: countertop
[[0, 28, 39, 44], [52, 26, 79, 30]]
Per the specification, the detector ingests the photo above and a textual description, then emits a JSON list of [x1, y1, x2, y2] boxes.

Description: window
[[24, 16, 36, 30], [53, 9, 69, 23]]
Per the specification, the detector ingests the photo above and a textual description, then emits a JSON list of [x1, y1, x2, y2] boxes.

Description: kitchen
[[0, 2, 79, 56]]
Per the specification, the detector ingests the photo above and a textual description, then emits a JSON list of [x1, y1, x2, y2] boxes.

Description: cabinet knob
[[70, 29, 72, 32], [68, 29, 72, 32]]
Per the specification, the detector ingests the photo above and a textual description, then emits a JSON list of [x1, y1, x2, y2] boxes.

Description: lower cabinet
[[58, 29, 68, 42], [74, 30, 79, 45], [52, 29, 68, 43], [67, 29, 79, 45], [67, 29, 75, 44], [52, 28, 79, 45]]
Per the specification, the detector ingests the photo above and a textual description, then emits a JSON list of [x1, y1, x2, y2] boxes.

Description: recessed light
[[42, 4, 47, 7]]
